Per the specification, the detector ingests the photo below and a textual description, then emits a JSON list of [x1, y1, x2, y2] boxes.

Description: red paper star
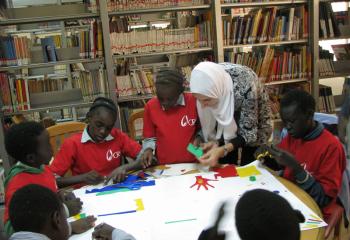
[[190, 176, 217, 190]]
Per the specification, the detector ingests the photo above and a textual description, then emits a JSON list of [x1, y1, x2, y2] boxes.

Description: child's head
[[9, 184, 70, 240], [5, 121, 52, 167], [155, 69, 185, 111], [87, 97, 118, 143], [235, 189, 304, 240], [280, 89, 316, 139]]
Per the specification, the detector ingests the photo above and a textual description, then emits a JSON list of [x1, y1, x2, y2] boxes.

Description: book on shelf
[[41, 37, 58, 62], [319, 2, 341, 39], [0, 36, 31, 66], [334, 9, 350, 26], [266, 81, 310, 119], [115, 69, 155, 97], [319, 47, 335, 78], [332, 43, 350, 61], [222, 5, 308, 46], [225, 45, 311, 83], [107, 0, 210, 12], [72, 67, 107, 102], [83, 0, 99, 13], [319, 85, 336, 113], [109, 12, 212, 55]]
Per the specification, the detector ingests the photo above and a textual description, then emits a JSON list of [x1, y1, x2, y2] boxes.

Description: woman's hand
[[198, 146, 224, 167], [141, 148, 154, 169], [201, 141, 219, 153]]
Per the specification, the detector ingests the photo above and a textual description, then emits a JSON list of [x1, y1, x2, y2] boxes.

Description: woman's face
[[192, 93, 219, 108]]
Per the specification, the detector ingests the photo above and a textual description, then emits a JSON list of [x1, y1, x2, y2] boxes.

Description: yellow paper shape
[[135, 198, 144, 211], [237, 165, 261, 178]]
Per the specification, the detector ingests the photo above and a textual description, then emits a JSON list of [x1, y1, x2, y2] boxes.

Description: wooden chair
[[325, 203, 344, 240], [127, 110, 144, 140], [47, 121, 86, 156]]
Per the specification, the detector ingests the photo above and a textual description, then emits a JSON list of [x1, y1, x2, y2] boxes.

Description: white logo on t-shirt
[[106, 149, 121, 161], [180, 115, 196, 127]]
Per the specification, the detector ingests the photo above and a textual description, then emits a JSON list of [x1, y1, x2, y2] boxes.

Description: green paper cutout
[[187, 143, 203, 158], [96, 188, 130, 196]]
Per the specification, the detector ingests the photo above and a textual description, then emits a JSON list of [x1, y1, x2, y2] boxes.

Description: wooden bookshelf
[[0, 58, 104, 71], [221, 0, 307, 8], [265, 79, 310, 86], [223, 39, 308, 49], [118, 94, 154, 103], [0, 4, 98, 26], [109, 4, 211, 16]]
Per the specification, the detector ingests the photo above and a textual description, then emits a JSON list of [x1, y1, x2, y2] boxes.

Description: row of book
[[107, 0, 209, 12], [222, 6, 308, 46], [225, 46, 311, 83], [109, 15, 212, 55], [319, 48, 335, 78], [319, 85, 336, 113], [267, 81, 310, 119], [0, 73, 29, 112], [221, 0, 287, 3], [72, 68, 107, 102], [115, 69, 155, 97], [0, 36, 31, 66], [28, 77, 67, 94], [319, 2, 341, 39]]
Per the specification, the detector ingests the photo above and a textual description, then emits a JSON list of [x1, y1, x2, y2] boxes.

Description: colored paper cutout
[[190, 176, 217, 190], [249, 176, 256, 181], [212, 165, 238, 179], [85, 175, 155, 194], [98, 199, 144, 217], [165, 218, 197, 224], [73, 213, 86, 220], [236, 165, 261, 178], [187, 143, 203, 158], [96, 188, 130, 196]]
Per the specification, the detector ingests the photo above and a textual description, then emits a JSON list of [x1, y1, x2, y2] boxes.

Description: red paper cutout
[[212, 165, 238, 179], [190, 176, 217, 190]]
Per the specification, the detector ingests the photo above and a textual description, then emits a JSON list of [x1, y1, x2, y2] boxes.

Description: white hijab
[[190, 62, 237, 142]]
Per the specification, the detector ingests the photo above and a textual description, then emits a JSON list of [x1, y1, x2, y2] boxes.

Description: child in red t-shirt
[[4, 121, 96, 236], [141, 69, 200, 167], [49, 97, 142, 188]]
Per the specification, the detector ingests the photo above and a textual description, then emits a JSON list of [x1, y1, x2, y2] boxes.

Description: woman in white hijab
[[190, 62, 272, 166]]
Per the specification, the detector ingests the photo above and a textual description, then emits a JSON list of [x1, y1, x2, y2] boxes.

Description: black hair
[[280, 89, 315, 115], [235, 189, 304, 240], [5, 121, 45, 163], [9, 184, 62, 233], [87, 97, 118, 119], [155, 69, 185, 93]]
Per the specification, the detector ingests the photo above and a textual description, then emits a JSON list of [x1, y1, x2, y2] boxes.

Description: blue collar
[[303, 121, 324, 141]]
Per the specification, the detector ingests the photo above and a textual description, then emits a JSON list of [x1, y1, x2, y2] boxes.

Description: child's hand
[[92, 223, 115, 240], [141, 148, 154, 169], [65, 197, 83, 216], [104, 166, 126, 185], [71, 215, 96, 234], [81, 170, 104, 185]]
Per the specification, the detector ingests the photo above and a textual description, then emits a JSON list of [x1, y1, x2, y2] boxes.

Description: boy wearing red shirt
[[4, 121, 96, 236], [257, 90, 346, 221], [141, 69, 200, 167], [50, 97, 142, 188]]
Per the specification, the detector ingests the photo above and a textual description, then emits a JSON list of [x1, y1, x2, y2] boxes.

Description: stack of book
[[225, 46, 311, 83], [0, 36, 31, 66], [0, 73, 29, 111], [222, 6, 308, 45], [107, 0, 209, 12]]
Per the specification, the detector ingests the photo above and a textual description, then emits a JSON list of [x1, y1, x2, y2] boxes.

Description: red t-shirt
[[49, 128, 141, 176], [143, 93, 199, 164], [4, 166, 57, 223], [279, 129, 346, 219]]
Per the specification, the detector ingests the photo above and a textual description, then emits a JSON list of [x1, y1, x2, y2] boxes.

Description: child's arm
[[104, 158, 143, 184], [56, 170, 104, 188]]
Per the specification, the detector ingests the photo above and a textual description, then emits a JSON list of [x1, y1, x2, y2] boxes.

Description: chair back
[[47, 121, 86, 156], [127, 110, 144, 140]]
